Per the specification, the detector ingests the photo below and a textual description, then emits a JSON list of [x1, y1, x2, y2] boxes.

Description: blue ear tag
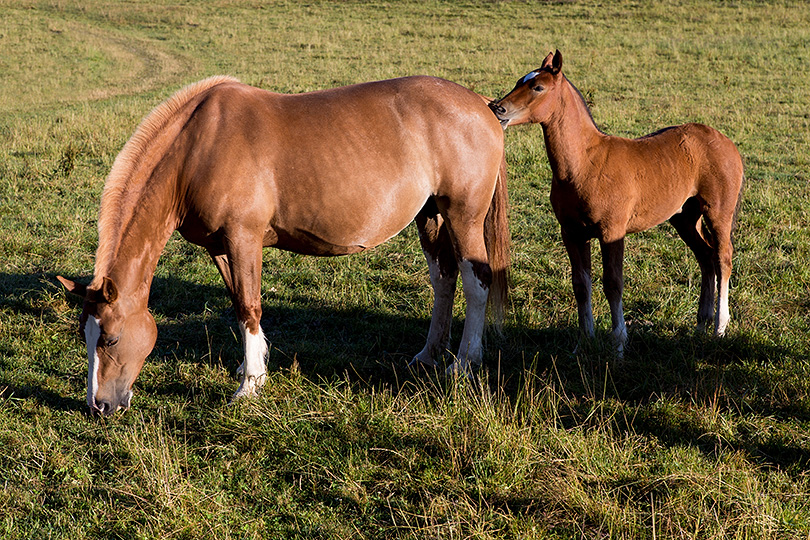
[[521, 72, 538, 84]]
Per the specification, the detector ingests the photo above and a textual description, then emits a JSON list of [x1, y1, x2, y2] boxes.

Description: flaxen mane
[[92, 76, 240, 287]]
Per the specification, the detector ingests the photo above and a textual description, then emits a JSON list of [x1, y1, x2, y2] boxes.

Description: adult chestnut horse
[[58, 75, 510, 415], [490, 51, 743, 356]]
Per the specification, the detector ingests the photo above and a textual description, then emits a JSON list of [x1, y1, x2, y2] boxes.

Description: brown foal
[[491, 51, 743, 355]]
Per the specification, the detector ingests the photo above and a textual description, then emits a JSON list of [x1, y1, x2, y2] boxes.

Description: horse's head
[[57, 275, 157, 416], [490, 50, 563, 127]]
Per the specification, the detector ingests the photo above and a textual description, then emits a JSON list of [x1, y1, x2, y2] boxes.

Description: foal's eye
[[532, 85, 545, 92], [104, 336, 120, 347]]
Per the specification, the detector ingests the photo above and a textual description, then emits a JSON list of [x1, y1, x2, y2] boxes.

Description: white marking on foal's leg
[[84, 316, 101, 410], [579, 277, 595, 339], [715, 276, 730, 337], [609, 300, 627, 359], [233, 321, 268, 400], [447, 260, 488, 376]]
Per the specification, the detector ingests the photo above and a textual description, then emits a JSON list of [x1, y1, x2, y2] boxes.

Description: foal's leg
[[411, 207, 459, 367], [561, 229, 594, 339], [705, 217, 734, 336], [669, 202, 716, 332], [219, 231, 268, 399], [600, 238, 627, 357]]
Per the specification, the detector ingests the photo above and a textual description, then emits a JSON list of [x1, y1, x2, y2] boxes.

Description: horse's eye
[[104, 336, 120, 347], [532, 85, 545, 92]]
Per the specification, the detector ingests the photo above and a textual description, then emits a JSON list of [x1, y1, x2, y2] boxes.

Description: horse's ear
[[101, 276, 119, 304], [541, 51, 555, 69], [551, 50, 563, 74], [57, 275, 87, 298]]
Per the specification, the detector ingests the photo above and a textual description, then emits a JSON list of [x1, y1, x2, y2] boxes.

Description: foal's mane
[[561, 73, 604, 135], [92, 76, 240, 287]]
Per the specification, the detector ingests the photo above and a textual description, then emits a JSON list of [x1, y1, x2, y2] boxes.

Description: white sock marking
[[716, 278, 730, 336], [233, 321, 268, 399], [448, 260, 488, 374]]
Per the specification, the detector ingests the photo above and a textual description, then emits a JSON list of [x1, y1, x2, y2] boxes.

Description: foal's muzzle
[[487, 100, 510, 128]]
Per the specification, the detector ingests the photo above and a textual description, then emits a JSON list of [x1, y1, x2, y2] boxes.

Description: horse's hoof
[[408, 354, 438, 369], [231, 372, 267, 401]]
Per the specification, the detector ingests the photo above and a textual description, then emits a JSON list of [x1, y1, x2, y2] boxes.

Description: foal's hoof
[[231, 372, 267, 401]]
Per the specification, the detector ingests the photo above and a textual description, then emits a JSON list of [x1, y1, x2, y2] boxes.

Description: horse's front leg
[[219, 232, 268, 400], [411, 209, 458, 368], [561, 228, 594, 340], [600, 237, 627, 357]]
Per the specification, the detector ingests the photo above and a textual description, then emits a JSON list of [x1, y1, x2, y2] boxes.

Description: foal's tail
[[484, 149, 511, 330]]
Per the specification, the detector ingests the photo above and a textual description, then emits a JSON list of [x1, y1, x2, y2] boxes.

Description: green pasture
[[1, 1, 809, 538]]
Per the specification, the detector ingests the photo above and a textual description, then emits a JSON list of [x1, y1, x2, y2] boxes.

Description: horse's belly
[[269, 198, 424, 256]]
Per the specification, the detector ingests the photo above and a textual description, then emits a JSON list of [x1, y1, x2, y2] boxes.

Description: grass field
[[1, 1, 809, 538]]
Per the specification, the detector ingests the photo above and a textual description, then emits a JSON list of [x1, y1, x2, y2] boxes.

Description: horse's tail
[[731, 171, 745, 247], [484, 148, 511, 330]]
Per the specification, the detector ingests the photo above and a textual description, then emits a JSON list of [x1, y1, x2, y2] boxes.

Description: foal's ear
[[551, 50, 563, 74], [541, 51, 555, 69], [57, 275, 87, 298], [101, 276, 119, 304]]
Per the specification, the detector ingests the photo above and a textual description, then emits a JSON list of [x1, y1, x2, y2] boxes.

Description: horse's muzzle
[[89, 390, 133, 417]]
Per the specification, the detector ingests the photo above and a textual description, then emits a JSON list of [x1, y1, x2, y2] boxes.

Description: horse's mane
[[92, 76, 240, 286]]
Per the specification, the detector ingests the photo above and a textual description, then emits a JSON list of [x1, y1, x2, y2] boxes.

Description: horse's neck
[[542, 79, 603, 183], [97, 183, 178, 304]]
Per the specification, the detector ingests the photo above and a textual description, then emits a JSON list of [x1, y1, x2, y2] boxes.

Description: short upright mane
[[93, 76, 240, 286], [563, 74, 603, 135]]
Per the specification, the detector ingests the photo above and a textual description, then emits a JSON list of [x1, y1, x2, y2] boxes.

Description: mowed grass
[[1, 0, 809, 538]]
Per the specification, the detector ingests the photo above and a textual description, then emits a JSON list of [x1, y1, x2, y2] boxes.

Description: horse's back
[[173, 76, 503, 255], [669, 124, 743, 199]]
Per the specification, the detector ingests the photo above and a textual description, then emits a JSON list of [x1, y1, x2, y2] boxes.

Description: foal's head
[[58, 275, 157, 416], [490, 50, 564, 127]]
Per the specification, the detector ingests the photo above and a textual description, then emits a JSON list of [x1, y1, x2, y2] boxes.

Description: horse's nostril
[[96, 400, 112, 416]]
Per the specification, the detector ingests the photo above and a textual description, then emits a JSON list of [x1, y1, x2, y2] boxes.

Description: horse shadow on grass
[[0, 272, 87, 412], [521, 318, 810, 472], [4, 270, 809, 470]]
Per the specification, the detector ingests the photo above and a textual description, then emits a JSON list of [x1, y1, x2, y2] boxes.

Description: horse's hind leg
[[436, 205, 492, 375], [217, 231, 268, 399], [208, 250, 235, 296], [412, 204, 458, 368], [669, 199, 716, 332], [600, 238, 627, 357]]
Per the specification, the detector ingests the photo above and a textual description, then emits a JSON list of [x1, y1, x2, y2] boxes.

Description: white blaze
[[522, 71, 539, 84], [85, 316, 101, 408]]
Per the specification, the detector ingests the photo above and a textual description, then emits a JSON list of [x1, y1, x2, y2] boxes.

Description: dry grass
[[1, 1, 809, 538]]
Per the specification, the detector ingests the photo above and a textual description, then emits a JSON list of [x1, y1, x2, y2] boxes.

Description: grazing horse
[[57, 75, 510, 415], [490, 51, 743, 355]]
